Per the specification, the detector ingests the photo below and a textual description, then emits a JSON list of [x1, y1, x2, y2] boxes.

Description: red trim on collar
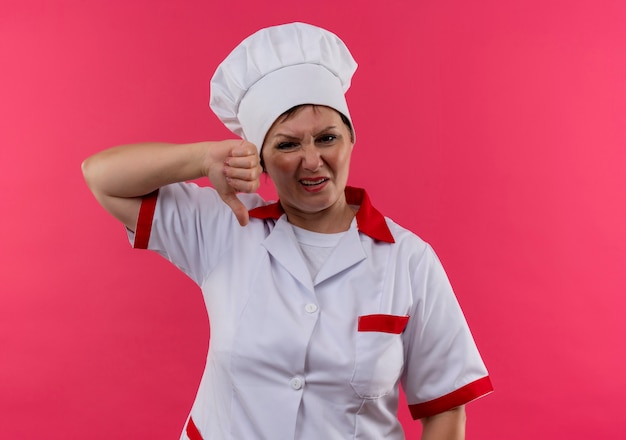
[[248, 186, 395, 243], [247, 200, 284, 220]]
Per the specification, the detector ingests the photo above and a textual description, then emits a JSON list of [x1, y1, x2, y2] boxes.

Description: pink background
[[1, 0, 625, 438]]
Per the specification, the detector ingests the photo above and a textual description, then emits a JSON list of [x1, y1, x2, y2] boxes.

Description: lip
[[299, 177, 329, 192]]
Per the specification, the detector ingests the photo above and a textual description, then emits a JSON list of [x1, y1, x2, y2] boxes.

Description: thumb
[[219, 191, 250, 226]]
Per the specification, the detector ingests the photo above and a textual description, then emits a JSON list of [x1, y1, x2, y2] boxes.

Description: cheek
[[265, 155, 297, 182], [335, 149, 353, 176]]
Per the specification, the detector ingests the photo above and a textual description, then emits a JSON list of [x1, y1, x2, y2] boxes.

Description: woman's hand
[[205, 140, 263, 226]]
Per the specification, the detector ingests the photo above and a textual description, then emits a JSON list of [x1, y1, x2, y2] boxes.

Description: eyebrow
[[271, 125, 339, 140]]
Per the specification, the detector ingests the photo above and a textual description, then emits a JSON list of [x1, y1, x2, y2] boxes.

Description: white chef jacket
[[129, 183, 493, 440]]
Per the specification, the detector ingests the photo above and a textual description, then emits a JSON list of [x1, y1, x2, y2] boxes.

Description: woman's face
[[262, 105, 354, 220]]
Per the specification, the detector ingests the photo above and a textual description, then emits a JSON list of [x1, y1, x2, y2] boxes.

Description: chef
[[82, 22, 493, 440]]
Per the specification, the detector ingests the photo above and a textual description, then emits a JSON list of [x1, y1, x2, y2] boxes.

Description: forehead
[[269, 105, 343, 134]]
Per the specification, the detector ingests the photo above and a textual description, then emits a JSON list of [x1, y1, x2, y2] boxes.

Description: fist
[[206, 140, 262, 226]]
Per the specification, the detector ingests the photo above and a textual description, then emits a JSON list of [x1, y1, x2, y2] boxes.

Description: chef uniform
[[129, 22, 493, 439]]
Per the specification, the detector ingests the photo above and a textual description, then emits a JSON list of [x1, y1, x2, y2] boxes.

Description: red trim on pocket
[[408, 376, 494, 419], [133, 189, 159, 249], [358, 314, 410, 334], [186, 417, 203, 440]]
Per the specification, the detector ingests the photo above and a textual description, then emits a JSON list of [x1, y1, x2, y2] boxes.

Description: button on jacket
[[130, 184, 493, 440]]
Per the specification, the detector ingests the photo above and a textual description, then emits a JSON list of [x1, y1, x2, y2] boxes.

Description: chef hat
[[209, 22, 357, 150]]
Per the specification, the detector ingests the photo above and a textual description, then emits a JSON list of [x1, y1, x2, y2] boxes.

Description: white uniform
[[130, 183, 492, 440]]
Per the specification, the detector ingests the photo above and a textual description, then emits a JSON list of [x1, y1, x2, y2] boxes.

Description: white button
[[305, 303, 318, 313], [290, 377, 304, 390]]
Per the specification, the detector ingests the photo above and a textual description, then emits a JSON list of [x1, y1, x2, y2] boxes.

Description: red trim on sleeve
[[133, 189, 159, 249], [358, 314, 410, 334], [408, 376, 494, 420], [186, 417, 203, 440]]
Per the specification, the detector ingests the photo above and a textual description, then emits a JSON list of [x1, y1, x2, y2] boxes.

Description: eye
[[316, 134, 338, 144], [276, 141, 298, 150]]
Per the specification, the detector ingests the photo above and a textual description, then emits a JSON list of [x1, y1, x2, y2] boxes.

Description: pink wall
[[2, 0, 625, 438]]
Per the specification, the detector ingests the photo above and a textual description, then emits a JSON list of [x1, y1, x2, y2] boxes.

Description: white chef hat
[[209, 22, 357, 151]]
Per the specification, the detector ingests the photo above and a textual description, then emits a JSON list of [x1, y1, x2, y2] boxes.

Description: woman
[[83, 22, 492, 440]]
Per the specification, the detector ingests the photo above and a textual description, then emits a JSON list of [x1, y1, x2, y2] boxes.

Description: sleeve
[[126, 182, 262, 286], [401, 244, 493, 419]]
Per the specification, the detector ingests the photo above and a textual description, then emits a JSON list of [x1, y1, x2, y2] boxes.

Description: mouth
[[299, 177, 330, 192], [299, 177, 329, 187]]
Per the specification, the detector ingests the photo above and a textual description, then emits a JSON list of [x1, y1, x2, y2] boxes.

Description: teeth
[[301, 178, 327, 186]]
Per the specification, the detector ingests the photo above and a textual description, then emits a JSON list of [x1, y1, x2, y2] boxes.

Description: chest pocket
[[350, 314, 409, 399]]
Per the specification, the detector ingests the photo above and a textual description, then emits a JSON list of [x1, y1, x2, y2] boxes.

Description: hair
[[260, 104, 355, 171]]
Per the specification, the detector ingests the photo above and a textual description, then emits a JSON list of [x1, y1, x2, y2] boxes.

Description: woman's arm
[[420, 406, 466, 440], [81, 140, 261, 229]]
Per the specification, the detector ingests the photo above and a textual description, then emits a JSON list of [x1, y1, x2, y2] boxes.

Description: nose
[[301, 144, 322, 171]]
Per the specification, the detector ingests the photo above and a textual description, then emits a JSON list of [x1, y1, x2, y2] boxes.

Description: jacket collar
[[248, 186, 395, 243]]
